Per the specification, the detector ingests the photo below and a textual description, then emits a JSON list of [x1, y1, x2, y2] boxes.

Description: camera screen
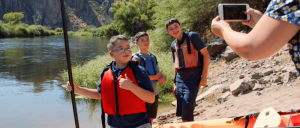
[[223, 5, 247, 20]]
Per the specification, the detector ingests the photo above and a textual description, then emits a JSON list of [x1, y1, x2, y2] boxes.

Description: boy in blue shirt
[[66, 35, 155, 128], [165, 18, 210, 122], [131, 32, 167, 124]]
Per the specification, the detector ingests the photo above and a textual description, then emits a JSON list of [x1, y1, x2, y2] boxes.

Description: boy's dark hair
[[134, 31, 148, 42], [165, 18, 180, 30], [107, 35, 128, 51]]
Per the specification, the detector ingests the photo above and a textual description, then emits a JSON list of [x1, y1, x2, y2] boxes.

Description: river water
[[0, 36, 109, 128]]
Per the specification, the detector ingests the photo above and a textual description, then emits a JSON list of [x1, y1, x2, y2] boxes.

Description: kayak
[[152, 107, 300, 128]]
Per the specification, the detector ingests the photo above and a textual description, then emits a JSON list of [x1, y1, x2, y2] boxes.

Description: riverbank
[[153, 46, 300, 125]]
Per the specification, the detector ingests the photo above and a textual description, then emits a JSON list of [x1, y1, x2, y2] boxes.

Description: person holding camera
[[211, 0, 300, 72]]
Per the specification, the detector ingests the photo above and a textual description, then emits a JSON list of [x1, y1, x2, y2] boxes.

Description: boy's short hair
[[165, 18, 180, 30], [134, 31, 148, 42], [107, 35, 128, 51]]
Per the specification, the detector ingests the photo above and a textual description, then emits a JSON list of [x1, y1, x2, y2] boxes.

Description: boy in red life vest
[[66, 35, 155, 128], [131, 31, 167, 124], [165, 18, 210, 122]]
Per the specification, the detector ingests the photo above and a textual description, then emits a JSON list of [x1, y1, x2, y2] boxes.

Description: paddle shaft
[[60, 0, 80, 127]]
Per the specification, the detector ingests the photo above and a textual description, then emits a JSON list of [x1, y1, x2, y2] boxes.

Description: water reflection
[[0, 36, 108, 128], [0, 36, 108, 93]]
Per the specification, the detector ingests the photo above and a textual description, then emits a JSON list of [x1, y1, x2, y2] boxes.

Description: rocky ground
[[153, 44, 300, 125]]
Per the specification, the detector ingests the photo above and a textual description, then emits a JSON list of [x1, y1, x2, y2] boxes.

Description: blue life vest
[[132, 52, 159, 83]]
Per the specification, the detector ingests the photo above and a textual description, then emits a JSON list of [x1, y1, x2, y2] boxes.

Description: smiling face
[[110, 40, 132, 66], [167, 22, 183, 39], [135, 35, 150, 51]]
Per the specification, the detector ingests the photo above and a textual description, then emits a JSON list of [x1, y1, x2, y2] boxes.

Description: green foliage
[[0, 21, 9, 38], [84, 25, 97, 32], [3, 12, 24, 26], [96, 24, 118, 37], [60, 53, 114, 89], [8, 29, 17, 37], [55, 27, 63, 32], [15, 26, 29, 37], [28, 25, 50, 36], [148, 28, 174, 52], [111, 0, 157, 36], [73, 25, 79, 30]]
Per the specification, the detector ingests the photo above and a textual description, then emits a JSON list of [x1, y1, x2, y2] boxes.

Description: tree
[[111, 0, 157, 36], [3, 12, 24, 26]]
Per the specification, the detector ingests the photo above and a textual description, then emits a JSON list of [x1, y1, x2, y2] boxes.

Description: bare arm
[[66, 82, 101, 99], [149, 70, 163, 81], [199, 48, 209, 86], [212, 15, 300, 61]]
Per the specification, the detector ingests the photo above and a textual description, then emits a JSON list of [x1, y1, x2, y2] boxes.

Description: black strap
[[186, 32, 192, 54], [244, 116, 249, 128], [100, 65, 110, 128], [100, 99, 106, 128]]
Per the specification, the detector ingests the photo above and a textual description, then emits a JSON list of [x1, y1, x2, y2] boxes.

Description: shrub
[[28, 25, 47, 36], [55, 27, 63, 32], [43, 30, 50, 36], [8, 29, 17, 37], [15, 26, 29, 37], [0, 22, 9, 38]]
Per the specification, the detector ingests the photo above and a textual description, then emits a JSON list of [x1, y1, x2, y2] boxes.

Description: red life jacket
[[101, 64, 147, 116], [173, 32, 202, 69]]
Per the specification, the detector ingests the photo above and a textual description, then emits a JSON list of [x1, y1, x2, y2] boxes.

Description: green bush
[[28, 25, 48, 36], [8, 29, 17, 37], [84, 25, 97, 32], [0, 22, 9, 38], [15, 26, 29, 37], [43, 30, 50, 36], [27, 29, 35, 37], [55, 27, 63, 32], [49, 31, 56, 35]]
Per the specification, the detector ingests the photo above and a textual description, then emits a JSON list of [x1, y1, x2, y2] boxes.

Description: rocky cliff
[[0, 0, 116, 30]]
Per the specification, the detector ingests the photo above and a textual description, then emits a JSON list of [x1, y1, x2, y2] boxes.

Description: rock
[[271, 76, 282, 83], [251, 72, 263, 80], [251, 63, 259, 68], [239, 75, 245, 79], [221, 87, 229, 93], [172, 100, 177, 106], [218, 92, 231, 103], [252, 83, 265, 91], [258, 76, 271, 84], [256, 91, 262, 96], [195, 84, 224, 102], [287, 70, 299, 81], [207, 38, 227, 57], [221, 46, 239, 61], [230, 80, 250, 95], [238, 90, 244, 96], [262, 69, 274, 76]]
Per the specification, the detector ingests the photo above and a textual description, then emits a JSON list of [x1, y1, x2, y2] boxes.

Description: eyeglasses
[[111, 47, 132, 53]]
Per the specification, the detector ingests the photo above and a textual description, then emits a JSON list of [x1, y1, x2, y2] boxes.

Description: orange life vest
[[173, 33, 202, 69], [101, 64, 147, 116]]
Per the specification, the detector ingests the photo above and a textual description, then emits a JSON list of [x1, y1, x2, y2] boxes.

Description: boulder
[[230, 80, 250, 95], [207, 38, 227, 57], [221, 46, 239, 61]]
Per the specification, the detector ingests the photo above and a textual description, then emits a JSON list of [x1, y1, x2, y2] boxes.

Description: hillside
[[0, 0, 115, 30]]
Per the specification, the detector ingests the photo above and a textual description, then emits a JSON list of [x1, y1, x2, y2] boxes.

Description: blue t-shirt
[[170, 31, 206, 83], [264, 0, 300, 73], [97, 61, 154, 128]]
